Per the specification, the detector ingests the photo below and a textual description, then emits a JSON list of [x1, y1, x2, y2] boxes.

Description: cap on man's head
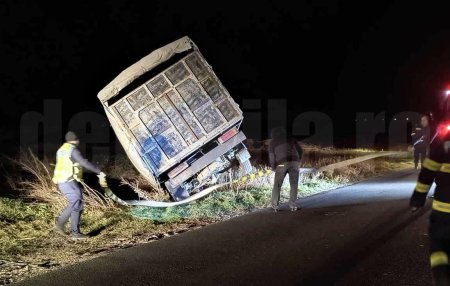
[[65, 131, 78, 142]]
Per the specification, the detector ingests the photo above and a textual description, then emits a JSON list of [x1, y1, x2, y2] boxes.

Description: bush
[[7, 150, 117, 211]]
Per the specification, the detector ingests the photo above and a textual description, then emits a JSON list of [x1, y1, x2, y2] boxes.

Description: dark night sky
[[2, 0, 450, 150]]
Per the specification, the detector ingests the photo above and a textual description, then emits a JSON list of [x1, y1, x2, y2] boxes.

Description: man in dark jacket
[[269, 128, 303, 212], [412, 115, 431, 169]]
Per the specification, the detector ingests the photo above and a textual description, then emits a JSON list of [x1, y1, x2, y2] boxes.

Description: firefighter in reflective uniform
[[52, 131, 106, 239], [410, 123, 450, 285]]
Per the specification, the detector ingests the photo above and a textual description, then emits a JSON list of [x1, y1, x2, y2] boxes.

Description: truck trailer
[[97, 36, 252, 203]]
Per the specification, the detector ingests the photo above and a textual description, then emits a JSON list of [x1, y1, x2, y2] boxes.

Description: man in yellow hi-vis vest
[[53, 131, 105, 239]]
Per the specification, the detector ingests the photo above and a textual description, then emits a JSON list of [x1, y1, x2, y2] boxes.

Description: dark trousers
[[57, 181, 84, 234], [414, 147, 426, 168], [429, 211, 450, 285], [271, 161, 300, 209]]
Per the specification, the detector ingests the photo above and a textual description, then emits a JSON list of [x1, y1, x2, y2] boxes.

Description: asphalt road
[[15, 169, 434, 286]]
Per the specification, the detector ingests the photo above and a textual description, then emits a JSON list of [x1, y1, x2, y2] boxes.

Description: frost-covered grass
[[0, 148, 413, 284]]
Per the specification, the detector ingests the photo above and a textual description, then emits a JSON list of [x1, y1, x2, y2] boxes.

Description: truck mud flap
[[167, 185, 190, 202]]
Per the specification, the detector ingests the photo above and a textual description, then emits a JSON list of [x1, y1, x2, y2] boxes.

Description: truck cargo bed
[[98, 37, 244, 182]]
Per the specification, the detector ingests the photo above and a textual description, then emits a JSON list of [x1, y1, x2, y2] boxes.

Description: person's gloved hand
[[98, 172, 107, 187]]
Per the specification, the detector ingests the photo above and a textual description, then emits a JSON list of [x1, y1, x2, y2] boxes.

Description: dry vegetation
[[0, 146, 413, 285], [6, 150, 116, 211], [120, 176, 170, 202]]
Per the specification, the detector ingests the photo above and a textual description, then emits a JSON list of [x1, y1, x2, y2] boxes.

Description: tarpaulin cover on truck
[[98, 36, 243, 185]]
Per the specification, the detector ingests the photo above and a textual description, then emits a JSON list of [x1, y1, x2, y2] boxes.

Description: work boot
[[71, 232, 89, 240]]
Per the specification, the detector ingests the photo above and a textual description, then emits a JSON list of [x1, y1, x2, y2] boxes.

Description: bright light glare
[[446, 90, 450, 96], [446, 125, 450, 131]]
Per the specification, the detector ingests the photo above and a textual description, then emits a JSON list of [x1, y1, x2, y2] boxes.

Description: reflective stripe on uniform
[[431, 251, 449, 268], [432, 200, 450, 213], [423, 158, 442, 171], [415, 182, 431, 193], [440, 163, 450, 173]]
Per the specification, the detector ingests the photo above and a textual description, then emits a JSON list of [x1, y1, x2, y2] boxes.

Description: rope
[[99, 151, 405, 208]]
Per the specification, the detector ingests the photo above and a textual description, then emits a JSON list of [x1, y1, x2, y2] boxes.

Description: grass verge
[[0, 149, 413, 285]]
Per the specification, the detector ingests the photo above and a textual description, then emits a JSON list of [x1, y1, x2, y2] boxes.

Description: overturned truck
[[98, 36, 252, 203]]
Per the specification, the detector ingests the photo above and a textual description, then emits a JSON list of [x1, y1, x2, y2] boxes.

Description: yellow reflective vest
[[52, 143, 83, 184]]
